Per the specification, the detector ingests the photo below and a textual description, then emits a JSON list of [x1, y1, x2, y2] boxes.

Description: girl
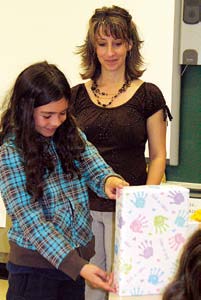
[[0, 61, 128, 300], [163, 228, 201, 300]]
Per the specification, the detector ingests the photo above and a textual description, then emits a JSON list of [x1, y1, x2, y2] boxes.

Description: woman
[[71, 5, 172, 300], [0, 61, 128, 300]]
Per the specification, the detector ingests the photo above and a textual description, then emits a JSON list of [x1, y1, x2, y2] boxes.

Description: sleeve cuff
[[58, 249, 88, 281], [103, 174, 124, 195]]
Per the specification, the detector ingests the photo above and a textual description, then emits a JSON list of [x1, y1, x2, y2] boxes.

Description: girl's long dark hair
[[162, 229, 201, 300], [0, 61, 85, 201]]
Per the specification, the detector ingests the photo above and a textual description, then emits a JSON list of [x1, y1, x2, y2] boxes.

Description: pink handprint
[[130, 215, 148, 233], [169, 233, 185, 251]]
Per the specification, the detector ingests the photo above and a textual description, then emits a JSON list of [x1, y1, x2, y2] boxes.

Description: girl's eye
[[43, 115, 51, 119], [60, 112, 66, 116]]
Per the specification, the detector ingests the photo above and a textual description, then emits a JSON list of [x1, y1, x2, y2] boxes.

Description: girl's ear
[[128, 41, 133, 51]]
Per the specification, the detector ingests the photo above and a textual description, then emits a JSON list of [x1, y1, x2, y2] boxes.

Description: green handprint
[[154, 215, 169, 233]]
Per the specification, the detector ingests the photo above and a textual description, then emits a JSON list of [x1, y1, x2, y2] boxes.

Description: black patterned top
[[71, 82, 172, 212]]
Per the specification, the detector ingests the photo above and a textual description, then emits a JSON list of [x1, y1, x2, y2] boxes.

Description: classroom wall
[[166, 65, 201, 184], [0, 0, 181, 163], [1, 1, 200, 181]]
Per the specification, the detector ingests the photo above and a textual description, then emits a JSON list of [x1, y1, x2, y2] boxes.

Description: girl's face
[[33, 97, 68, 137], [95, 28, 132, 73]]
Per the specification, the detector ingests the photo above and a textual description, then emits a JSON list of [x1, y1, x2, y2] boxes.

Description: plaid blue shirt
[[0, 131, 116, 270]]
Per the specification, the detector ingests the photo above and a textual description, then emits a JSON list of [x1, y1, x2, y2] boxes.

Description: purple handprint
[[117, 215, 125, 228], [168, 190, 184, 205], [139, 240, 153, 259]]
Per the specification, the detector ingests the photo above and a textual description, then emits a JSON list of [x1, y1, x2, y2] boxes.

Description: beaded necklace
[[91, 80, 131, 107]]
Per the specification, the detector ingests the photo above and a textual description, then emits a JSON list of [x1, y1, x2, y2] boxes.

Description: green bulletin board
[[166, 66, 201, 184]]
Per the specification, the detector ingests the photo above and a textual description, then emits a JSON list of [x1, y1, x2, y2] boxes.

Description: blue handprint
[[132, 287, 143, 296], [114, 243, 118, 255], [175, 210, 188, 227], [148, 268, 164, 285], [131, 191, 147, 208]]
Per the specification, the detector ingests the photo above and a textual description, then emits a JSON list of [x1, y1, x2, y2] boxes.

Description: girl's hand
[[105, 176, 129, 199], [80, 264, 116, 292]]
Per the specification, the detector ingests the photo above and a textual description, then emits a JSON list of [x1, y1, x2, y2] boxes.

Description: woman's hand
[[80, 263, 116, 292], [105, 176, 129, 199]]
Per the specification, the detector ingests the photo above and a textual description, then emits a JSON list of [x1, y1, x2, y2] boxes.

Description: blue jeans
[[7, 272, 85, 300]]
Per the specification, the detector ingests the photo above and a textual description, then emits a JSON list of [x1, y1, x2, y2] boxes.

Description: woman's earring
[[128, 51, 132, 58]]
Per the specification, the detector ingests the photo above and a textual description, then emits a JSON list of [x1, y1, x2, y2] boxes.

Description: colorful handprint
[[139, 240, 153, 258], [131, 191, 147, 208], [169, 233, 185, 251], [154, 215, 169, 233], [168, 190, 185, 204], [148, 268, 164, 285], [174, 210, 188, 227], [130, 215, 148, 233]]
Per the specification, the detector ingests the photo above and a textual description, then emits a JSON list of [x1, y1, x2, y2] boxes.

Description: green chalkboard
[[166, 66, 201, 184]]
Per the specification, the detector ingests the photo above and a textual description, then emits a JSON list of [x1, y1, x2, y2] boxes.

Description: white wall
[[0, 0, 181, 164]]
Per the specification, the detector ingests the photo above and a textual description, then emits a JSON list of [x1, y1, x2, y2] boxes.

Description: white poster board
[[0, 0, 181, 164]]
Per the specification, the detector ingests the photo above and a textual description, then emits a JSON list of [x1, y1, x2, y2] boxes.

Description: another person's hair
[[0, 61, 85, 201], [162, 229, 201, 300], [77, 5, 145, 80]]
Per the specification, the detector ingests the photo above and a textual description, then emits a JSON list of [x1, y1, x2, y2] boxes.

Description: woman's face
[[33, 97, 68, 137], [95, 28, 131, 73]]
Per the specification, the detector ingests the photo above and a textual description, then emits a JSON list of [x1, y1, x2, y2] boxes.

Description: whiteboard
[[180, 0, 201, 65], [0, 0, 181, 165]]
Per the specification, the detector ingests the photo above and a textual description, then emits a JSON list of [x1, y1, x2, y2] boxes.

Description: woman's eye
[[43, 115, 51, 119], [98, 43, 106, 47], [114, 42, 123, 46]]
